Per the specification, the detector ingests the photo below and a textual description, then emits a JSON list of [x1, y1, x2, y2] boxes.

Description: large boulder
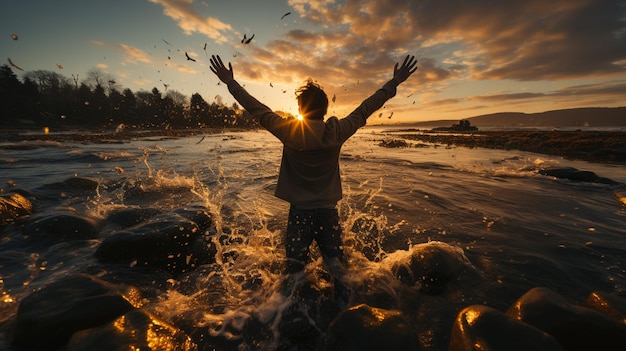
[[95, 213, 215, 274], [66, 309, 197, 351], [324, 304, 419, 351], [449, 304, 563, 351], [506, 287, 626, 351], [11, 273, 140, 350]]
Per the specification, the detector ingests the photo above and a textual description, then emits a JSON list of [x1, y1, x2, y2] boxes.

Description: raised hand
[[209, 55, 234, 84], [393, 55, 418, 84]]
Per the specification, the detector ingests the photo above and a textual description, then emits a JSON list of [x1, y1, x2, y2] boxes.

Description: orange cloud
[[148, 0, 232, 43]]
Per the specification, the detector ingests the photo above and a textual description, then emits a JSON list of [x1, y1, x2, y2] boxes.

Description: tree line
[[0, 64, 270, 130]]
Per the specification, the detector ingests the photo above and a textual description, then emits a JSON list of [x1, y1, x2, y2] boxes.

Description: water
[[1, 126, 625, 350]]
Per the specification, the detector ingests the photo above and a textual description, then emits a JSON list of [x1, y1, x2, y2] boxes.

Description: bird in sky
[[241, 34, 247, 44], [281, 12, 291, 20], [161, 38, 173, 46], [185, 52, 196, 62], [244, 34, 255, 44], [7, 57, 23, 71], [56, 63, 63, 69]]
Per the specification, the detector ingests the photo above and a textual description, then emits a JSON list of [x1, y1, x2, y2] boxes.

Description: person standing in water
[[209, 54, 417, 299]]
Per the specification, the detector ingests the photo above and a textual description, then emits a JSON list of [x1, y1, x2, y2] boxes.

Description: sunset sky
[[2, 0, 625, 123]]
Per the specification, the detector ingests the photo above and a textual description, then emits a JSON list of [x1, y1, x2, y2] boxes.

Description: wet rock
[[22, 212, 100, 240], [538, 167, 619, 185], [60, 176, 101, 191], [0, 192, 33, 226], [506, 287, 626, 351], [389, 241, 468, 294], [104, 207, 162, 231], [585, 291, 626, 323], [449, 304, 563, 351], [34, 176, 100, 201], [324, 304, 419, 351], [95, 213, 216, 274], [11, 273, 140, 350], [174, 205, 213, 232], [66, 309, 197, 351]]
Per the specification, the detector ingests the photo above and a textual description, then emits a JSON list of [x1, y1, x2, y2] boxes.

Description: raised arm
[[209, 55, 234, 84], [393, 55, 418, 84]]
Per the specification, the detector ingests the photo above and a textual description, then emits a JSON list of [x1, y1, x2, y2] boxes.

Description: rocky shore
[[391, 130, 626, 165]]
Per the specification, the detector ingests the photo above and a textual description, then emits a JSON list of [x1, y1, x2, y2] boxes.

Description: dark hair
[[295, 80, 328, 120]]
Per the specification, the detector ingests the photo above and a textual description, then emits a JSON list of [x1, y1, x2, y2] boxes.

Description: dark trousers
[[285, 205, 344, 274]]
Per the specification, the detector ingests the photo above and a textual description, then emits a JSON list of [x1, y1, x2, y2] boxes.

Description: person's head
[[295, 80, 328, 120]]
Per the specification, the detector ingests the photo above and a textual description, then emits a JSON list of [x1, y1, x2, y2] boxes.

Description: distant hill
[[405, 107, 626, 128]]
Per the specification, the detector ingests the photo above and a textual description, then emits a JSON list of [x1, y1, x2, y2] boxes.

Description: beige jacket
[[227, 79, 398, 208]]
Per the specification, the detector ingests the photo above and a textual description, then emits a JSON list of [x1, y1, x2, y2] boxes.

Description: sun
[[296, 114, 304, 121]]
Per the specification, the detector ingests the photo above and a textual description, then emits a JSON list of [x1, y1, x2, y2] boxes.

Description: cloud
[[91, 40, 152, 65], [146, 0, 625, 120], [148, 0, 232, 43], [119, 44, 152, 64], [411, 0, 626, 81], [285, 0, 626, 83]]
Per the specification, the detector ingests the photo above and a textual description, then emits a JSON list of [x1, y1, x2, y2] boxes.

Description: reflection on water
[[1, 128, 625, 349]]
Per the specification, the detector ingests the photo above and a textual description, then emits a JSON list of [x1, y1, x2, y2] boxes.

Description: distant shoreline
[[392, 130, 626, 165], [2, 128, 626, 165]]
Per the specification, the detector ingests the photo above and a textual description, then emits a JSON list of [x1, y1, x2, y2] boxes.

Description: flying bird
[[7, 58, 23, 71], [56, 63, 63, 69], [270, 82, 274, 87], [244, 34, 255, 44], [241, 34, 247, 44], [161, 38, 173, 46], [388, 112, 394, 119], [281, 12, 291, 20], [185, 52, 196, 62]]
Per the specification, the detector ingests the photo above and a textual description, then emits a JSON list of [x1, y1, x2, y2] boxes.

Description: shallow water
[[1, 126, 625, 350]]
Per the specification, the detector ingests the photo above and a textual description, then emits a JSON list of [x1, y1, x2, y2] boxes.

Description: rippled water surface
[[1, 127, 625, 350]]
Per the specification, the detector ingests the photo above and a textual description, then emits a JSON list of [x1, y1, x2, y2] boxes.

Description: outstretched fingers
[[403, 55, 418, 73], [393, 55, 418, 83]]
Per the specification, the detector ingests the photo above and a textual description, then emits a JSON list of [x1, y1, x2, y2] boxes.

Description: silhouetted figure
[[209, 54, 417, 302]]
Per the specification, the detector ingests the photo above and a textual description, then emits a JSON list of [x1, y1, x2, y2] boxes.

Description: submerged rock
[[11, 273, 140, 350], [449, 304, 563, 351], [538, 167, 619, 185], [22, 212, 100, 240], [324, 304, 419, 351], [506, 287, 626, 351], [66, 309, 197, 351], [104, 207, 163, 231]]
